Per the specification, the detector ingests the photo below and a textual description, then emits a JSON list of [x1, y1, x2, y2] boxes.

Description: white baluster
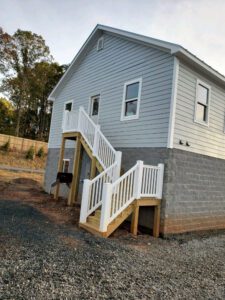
[[134, 160, 143, 199], [99, 182, 112, 232], [80, 179, 91, 223], [93, 124, 100, 157], [114, 151, 122, 181], [156, 163, 164, 199]]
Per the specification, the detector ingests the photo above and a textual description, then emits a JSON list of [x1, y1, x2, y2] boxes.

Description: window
[[97, 37, 104, 51], [65, 101, 72, 111], [121, 78, 142, 121], [90, 95, 100, 116], [195, 80, 210, 126], [63, 159, 70, 173]]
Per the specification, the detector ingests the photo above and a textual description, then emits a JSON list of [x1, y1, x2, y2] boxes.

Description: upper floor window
[[65, 101, 72, 111], [194, 80, 211, 126], [121, 78, 142, 121], [97, 37, 104, 51]]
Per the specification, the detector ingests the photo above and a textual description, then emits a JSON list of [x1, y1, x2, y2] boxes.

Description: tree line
[[0, 27, 67, 141]]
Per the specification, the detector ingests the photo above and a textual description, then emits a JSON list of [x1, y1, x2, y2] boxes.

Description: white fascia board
[[97, 24, 180, 53]]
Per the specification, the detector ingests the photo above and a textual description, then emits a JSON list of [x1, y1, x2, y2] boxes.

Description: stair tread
[[79, 222, 105, 237]]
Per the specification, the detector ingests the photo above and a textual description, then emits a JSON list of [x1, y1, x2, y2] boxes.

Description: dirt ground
[[0, 150, 46, 170], [0, 170, 225, 299]]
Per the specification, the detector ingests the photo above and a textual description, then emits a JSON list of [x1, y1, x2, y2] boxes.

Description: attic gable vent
[[97, 37, 104, 51]]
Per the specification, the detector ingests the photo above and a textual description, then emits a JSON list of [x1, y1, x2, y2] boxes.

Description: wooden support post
[[54, 136, 66, 200], [68, 135, 82, 206], [90, 156, 97, 179], [131, 203, 139, 236], [153, 204, 160, 238]]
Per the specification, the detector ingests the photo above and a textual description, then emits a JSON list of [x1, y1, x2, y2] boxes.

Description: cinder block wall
[[119, 147, 225, 235], [163, 149, 225, 235], [45, 146, 225, 235]]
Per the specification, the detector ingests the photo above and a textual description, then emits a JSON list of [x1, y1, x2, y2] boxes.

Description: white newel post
[[93, 125, 100, 157], [156, 163, 164, 199], [100, 183, 112, 232], [77, 106, 83, 132], [79, 179, 91, 223], [134, 160, 144, 199], [114, 151, 122, 181]]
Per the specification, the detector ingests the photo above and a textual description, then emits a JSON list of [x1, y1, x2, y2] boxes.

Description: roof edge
[[48, 24, 179, 101], [48, 24, 225, 101], [48, 24, 100, 101], [173, 48, 225, 85]]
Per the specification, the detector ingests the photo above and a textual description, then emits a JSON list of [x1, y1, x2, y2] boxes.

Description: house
[[45, 24, 225, 237]]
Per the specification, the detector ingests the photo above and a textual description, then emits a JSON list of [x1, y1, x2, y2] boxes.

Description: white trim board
[[167, 57, 179, 149]]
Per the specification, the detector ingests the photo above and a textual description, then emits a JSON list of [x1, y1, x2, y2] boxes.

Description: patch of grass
[[0, 149, 46, 170]]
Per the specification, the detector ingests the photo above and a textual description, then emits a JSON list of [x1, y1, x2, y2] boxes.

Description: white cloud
[[0, 0, 225, 75]]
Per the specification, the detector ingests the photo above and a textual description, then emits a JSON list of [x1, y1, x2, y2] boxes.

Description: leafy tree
[[0, 28, 52, 136], [29, 62, 66, 140], [0, 97, 15, 135]]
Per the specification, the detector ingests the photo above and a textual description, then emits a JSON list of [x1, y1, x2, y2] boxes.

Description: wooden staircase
[[80, 204, 134, 237], [60, 106, 164, 238], [80, 197, 162, 238]]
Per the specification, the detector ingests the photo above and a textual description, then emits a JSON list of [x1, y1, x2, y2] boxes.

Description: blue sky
[[0, 0, 225, 75]]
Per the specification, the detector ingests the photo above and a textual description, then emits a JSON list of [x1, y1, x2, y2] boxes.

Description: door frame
[[88, 94, 101, 124]]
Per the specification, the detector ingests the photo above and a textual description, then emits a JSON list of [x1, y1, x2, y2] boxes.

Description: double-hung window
[[121, 78, 142, 121], [195, 80, 210, 126]]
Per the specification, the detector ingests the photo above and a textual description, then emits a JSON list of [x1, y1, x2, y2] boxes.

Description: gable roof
[[48, 24, 225, 101]]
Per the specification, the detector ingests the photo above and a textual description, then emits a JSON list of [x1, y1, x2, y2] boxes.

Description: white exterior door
[[89, 95, 100, 124]]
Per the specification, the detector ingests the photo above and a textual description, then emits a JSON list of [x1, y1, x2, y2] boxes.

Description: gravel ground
[[0, 176, 225, 299]]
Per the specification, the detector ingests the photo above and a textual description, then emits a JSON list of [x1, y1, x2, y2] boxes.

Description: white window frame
[[64, 100, 73, 112], [194, 79, 211, 127], [97, 37, 104, 51], [62, 159, 70, 173], [121, 78, 142, 121], [88, 94, 101, 117]]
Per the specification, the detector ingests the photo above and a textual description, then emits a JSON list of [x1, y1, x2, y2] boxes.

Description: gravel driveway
[[0, 174, 225, 299]]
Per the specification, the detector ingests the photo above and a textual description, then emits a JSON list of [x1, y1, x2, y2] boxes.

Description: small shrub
[[26, 146, 35, 160], [36, 147, 45, 158], [1, 139, 10, 152]]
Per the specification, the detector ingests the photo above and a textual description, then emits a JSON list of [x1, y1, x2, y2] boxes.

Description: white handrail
[[99, 162, 164, 232], [63, 107, 122, 224], [62, 107, 121, 170], [62, 106, 164, 232], [80, 162, 118, 223]]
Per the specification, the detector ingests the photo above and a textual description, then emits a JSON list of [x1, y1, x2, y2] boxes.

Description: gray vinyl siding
[[174, 61, 225, 159], [48, 33, 174, 148]]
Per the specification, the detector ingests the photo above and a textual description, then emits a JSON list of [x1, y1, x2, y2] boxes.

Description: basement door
[[89, 95, 100, 124]]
